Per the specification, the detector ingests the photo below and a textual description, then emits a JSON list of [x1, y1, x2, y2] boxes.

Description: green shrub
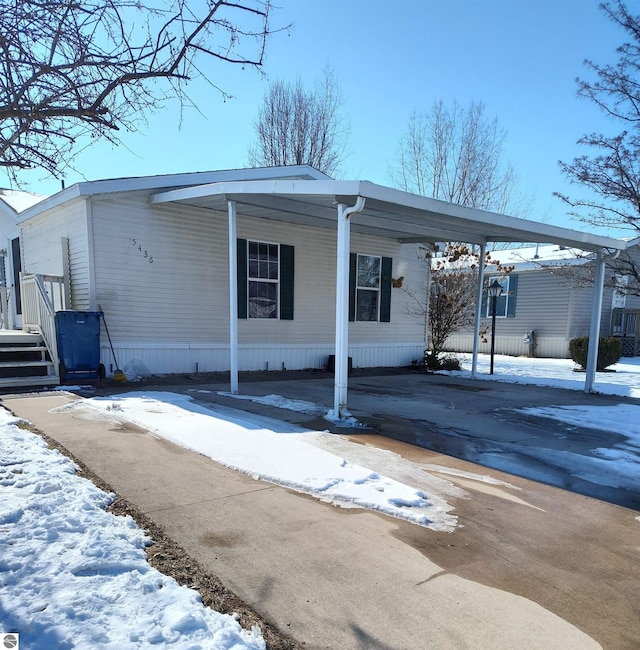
[[569, 336, 622, 371]]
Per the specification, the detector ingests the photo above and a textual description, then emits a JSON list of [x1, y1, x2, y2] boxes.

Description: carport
[[151, 179, 626, 418]]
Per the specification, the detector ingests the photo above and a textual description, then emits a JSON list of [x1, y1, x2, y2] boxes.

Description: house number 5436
[[131, 239, 154, 263]]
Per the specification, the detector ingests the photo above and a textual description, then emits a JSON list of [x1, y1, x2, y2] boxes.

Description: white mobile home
[[14, 166, 428, 377], [0, 166, 628, 412]]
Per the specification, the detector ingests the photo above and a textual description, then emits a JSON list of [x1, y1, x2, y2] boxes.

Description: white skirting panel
[[100, 342, 425, 376], [445, 334, 571, 359]]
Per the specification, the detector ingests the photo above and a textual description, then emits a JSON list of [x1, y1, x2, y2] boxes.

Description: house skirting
[[99, 342, 424, 377], [445, 334, 571, 359]]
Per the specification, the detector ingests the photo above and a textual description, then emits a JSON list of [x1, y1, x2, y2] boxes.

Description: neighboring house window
[[349, 253, 393, 322], [484, 274, 518, 318], [612, 275, 629, 310], [236, 239, 294, 320]]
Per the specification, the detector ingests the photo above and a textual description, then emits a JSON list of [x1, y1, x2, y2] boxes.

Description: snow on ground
[[59, 393, 457, 532], [0, 410, 265, 650], [453, 352, 640, 398], [3, 352, 640, 646]]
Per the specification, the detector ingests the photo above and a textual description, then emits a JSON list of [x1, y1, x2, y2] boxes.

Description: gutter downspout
[[471, 242, 487, 379], [332, 196, 366, 420]]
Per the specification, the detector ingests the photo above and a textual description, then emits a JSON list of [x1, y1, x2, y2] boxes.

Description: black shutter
[[280, 244, 294, 320], [237, 238, 247, 319], [506, 274, 518, 318], [380, 257, 392, 322], [349, 253, 357, 321]]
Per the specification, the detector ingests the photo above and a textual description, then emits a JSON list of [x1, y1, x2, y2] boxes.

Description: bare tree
[[555, 2, 640, 294], [557, 1, 640, 235], [0, 0, 277, 182], [390, 100, 525, 215], [247, 68, 348, 175], [403, 244, 514, 368], [392, 100, 523, 364]]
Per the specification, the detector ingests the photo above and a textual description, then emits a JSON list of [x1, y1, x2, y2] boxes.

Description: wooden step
[[0, 346, 48, 353], [0, 375, 59, 389], [0, 360, 53, 369]]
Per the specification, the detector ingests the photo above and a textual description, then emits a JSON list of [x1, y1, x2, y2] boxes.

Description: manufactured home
[[445, 244, 640, 358], [0, 166, 628, 412]]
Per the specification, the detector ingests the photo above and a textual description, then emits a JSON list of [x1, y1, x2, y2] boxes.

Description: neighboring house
[[4, 166, 428, 376], [0, 188, 48, 330], [445, 244, 640, 358]]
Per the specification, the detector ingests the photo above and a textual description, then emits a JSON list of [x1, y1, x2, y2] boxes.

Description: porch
[[0, 273, 66, 388]]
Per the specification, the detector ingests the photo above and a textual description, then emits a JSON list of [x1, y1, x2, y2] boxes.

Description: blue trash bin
[[54, 311, 103, 382]]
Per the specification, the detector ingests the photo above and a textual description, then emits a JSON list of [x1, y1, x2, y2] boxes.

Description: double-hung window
[[348, 253, 393, 322], [237, 239, 294, 320], [484, 275, 518, 318], [355, 254, 381, 321], [248, 241, 279, 319]]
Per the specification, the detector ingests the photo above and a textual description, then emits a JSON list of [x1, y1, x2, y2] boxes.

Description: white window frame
[[248, 240, 280, 319], [484, 276, 511, 318], [356, 253, 382, 322]]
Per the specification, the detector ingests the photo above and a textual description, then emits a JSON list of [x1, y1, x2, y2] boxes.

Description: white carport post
[[584, 251, 606, 393], [333, 197, 365, 419], [471, 242, 487, 379], [228, 200, 239, 395]]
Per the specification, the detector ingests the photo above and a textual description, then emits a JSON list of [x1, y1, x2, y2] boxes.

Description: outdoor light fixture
[[488, 279, 503, 375]]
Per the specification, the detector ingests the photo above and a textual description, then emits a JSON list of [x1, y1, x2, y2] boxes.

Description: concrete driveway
[[168, 369, 640, 510], [2, 369, 640, 649]]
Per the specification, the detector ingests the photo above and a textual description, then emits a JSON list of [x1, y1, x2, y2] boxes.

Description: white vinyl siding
[[87, 193, 425, 353], [90, 193, 227, 342], [20, 198, 91, 309], [20, 191, 426, 373]]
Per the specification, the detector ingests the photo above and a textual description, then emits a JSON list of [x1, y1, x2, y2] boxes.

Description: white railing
[[21, 273, 66, 372], [0, 286, 8, 329]]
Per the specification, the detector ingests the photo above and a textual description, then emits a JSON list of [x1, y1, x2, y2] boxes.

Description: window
[[248, 241, 279, 318], [236, 239, 294, 320], [355, 254, 381, 321], [349, 253, 393, 322], [484, 274, 518, 318]]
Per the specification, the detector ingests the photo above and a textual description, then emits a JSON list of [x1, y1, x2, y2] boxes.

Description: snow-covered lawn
[[0, 410, 265, 649], [454, 352, 640, 398], [2, 352, 640, 647]]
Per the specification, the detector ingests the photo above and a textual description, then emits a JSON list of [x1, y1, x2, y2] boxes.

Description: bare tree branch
[[558, 0, 640, 248], [247, 67, 349, 176], [390, 100, 529, 217], [0, 0, 282, 182]]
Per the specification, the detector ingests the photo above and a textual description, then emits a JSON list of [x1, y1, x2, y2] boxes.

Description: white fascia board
[[356, 182, 625, 252], [150, 177, 628, 253], [18, 166, 329, 222], [150, 179, 362, 205]]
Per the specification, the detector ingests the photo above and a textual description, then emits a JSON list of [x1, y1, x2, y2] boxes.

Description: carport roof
[[150, 179, 626, 253]]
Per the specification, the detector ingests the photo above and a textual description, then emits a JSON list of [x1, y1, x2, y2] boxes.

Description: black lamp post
[[488, 279, 503, 375]]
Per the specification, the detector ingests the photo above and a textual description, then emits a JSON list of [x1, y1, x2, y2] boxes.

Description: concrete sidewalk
[[3, 385, 640, 649]]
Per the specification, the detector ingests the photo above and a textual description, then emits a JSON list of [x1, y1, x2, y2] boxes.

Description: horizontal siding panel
[[90, 194, 427, 348], [446, 333, 572, 359], [100, 341, 424, 375], [21, 199, 90, 310]]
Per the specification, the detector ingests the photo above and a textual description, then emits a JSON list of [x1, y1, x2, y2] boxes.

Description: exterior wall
[[447, 266, 624, 359], [88, 193, 426, 375], [447, 269, 577, 358], [20, 198, 91, 309]]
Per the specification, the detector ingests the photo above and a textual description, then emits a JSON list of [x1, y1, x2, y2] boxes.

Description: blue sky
[[8, 1, 627, 234]]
